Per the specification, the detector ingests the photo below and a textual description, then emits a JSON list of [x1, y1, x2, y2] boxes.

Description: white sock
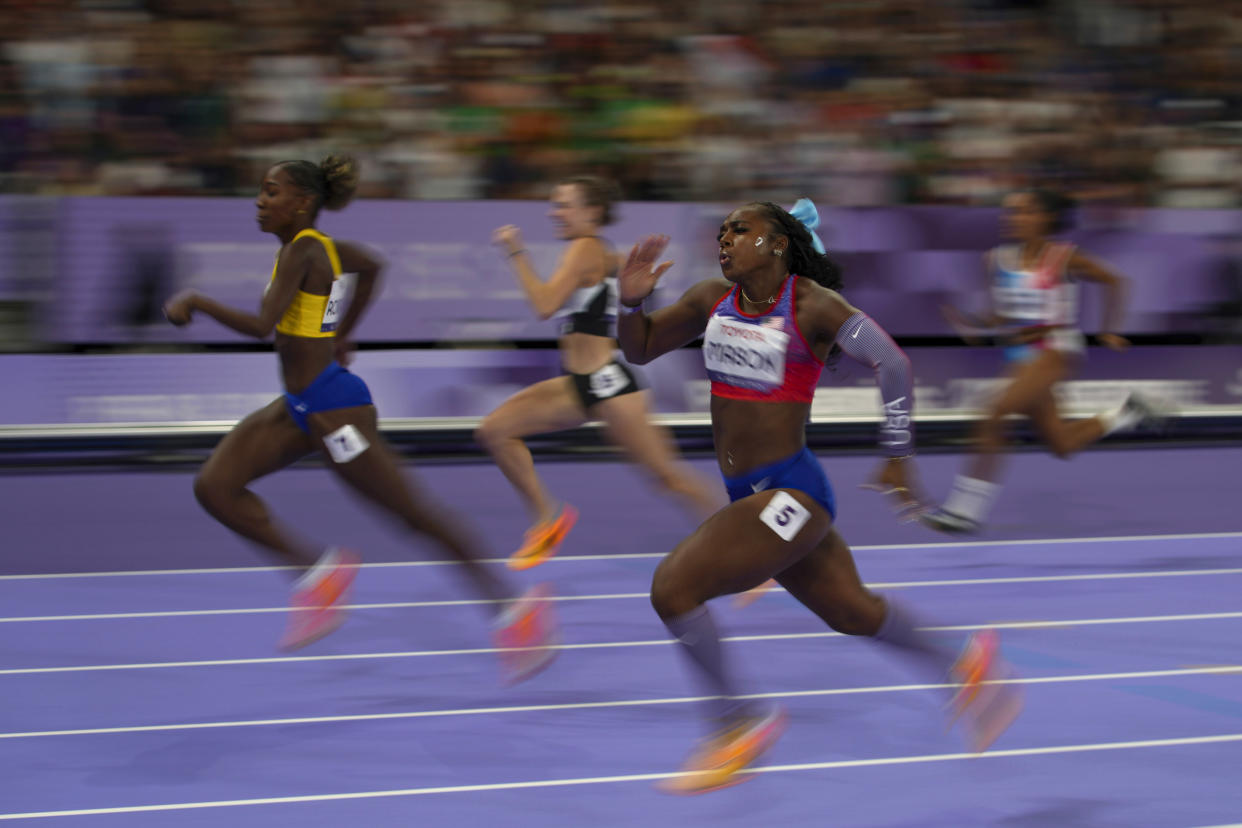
[[942, 475, 1000, 523], [295, 548, 340, 590], [1097, 401, 1141, 435]]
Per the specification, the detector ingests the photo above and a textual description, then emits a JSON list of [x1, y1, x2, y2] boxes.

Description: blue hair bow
[[789, 198, 826, 254]]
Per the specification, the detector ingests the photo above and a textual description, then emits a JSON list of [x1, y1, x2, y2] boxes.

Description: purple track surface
[[1, 447, 1240, 826]]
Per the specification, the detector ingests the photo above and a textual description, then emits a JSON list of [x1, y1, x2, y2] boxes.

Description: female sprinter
[[922, 189, 1163, 534], [480, 176, 720, 569], [163, 156, 555, 683], [616, 199, 1021, 794]]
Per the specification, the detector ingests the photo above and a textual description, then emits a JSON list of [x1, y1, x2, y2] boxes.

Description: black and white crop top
[[557, 238, 618, 338]]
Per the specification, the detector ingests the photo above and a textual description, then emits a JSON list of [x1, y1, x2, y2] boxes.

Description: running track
[[1, 446, 1239, 826]]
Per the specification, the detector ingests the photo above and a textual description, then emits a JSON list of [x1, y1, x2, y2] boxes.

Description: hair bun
[[319, 155, 359, 211]]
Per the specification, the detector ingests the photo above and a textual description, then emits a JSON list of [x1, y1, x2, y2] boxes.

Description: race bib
[[703, 315, 788, 391], [324, 424, 369, 464], [320, 277, 349, 332], [992, 285, 1047, 321], [589, 364, 627, 399], [759, 491, 811, 542]]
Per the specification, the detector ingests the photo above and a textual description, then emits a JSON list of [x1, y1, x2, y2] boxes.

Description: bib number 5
[[758, 491, 812, 542]]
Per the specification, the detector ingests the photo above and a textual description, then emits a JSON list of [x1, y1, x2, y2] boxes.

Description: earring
[[774, 249, 784, 257]]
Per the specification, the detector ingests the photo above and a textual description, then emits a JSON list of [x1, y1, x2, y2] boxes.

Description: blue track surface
[[1, 447, 1240, 826]]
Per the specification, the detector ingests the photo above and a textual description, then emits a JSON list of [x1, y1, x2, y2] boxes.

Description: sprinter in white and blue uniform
[[922, 189, 1164, 534], [481, 176, 720, 570]]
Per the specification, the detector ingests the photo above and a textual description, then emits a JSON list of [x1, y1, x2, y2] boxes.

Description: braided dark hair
[[1028, 188, 1076, 234], [748, 201, 844, 291], [277, 155, 359, 215]]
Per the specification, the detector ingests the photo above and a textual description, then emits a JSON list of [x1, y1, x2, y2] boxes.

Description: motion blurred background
[[0, 0, 1238, 443]]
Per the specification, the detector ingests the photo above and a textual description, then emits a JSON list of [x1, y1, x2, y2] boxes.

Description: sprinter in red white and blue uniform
[[922, 189, 1164, 535], [615, 198, 1022, 794]]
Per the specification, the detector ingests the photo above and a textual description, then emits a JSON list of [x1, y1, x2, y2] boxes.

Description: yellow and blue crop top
[[270, 228, 346, 338]]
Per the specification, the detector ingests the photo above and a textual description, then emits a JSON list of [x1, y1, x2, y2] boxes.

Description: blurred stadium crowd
[[2, 0, 1239, 207]]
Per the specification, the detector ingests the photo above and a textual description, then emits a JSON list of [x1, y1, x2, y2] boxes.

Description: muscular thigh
[[307, 405, 435, 517], [655, 488, 833, 603], [200, 397, 314, 486], [482, 376, 589, 436], [595, 391, 678, 469], [308, 405, 381, 467], [776, 527, 881, 629]]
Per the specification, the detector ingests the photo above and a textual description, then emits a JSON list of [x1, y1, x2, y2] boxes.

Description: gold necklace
[[740, 287, 776, 307]]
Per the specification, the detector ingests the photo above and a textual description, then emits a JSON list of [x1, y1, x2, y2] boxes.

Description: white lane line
[[4, 611, 1242, 676], [2, 732, 1241, 820], [1, 531, 1238, 581], [3, 665, 1238, 741], [5, 566, 1242, 624]]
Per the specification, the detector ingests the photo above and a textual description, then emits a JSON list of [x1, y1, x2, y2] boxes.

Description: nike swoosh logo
[[751, 477, 770, 493], [851, 325, 861, 338]]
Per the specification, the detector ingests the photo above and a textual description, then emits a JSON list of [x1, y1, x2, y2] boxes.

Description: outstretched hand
[[618, 234, 674, 307], [492, 225, 524, 256], [163, 290, 198, 327], [860, 456, 925, 522]]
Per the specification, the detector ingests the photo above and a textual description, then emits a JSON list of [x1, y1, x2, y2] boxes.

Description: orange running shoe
[[732, 579, 777, 609], [507, 504, 578, 571], [948, 629, 1023, 752], [493, 583, 559, 684], [659, 706, 787, 795], [279, 548, 361, 651]]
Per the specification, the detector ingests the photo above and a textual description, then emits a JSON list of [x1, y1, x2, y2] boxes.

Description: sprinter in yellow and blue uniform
[[162, 156, 556, 683], [266, 226, 369, 432]]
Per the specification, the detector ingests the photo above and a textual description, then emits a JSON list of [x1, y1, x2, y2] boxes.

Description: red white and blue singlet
[[703, 275, 824, 402], [704, 275, 837, 517], [990, 241, 1085, 358]]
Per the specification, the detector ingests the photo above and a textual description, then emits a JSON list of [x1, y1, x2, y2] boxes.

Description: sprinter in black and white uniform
[[480, 176, 721, 570]]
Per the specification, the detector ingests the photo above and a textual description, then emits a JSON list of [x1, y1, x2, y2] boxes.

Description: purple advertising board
[[2, 345, 1238, 428], [1, 197, 1236, 344]]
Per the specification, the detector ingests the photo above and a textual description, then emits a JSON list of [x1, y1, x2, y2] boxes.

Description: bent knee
[[473, 417, 510, 449], [192, 472, 228, 515], [828, 615, 878, 637], [650, 565, 698, 621], [825, 602, 885, 637]]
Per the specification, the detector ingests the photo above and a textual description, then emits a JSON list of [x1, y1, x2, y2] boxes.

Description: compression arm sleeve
[[834, 312, 915, 456]]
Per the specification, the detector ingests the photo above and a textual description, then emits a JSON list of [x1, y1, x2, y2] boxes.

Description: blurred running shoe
[[279, 548, 361, 650], [494, 582, 559, 684], [508, 503, 578, 570], [949, 629, 1023, 752], [919, 508, 980, 535], [659, 706, 787, 795], [1122, 392, 1172, 433]]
